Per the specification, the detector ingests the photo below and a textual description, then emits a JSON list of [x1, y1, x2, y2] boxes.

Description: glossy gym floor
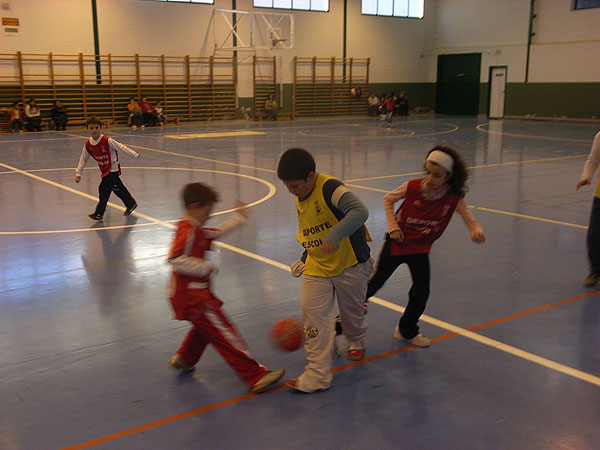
[[1, 115, 599, 450]]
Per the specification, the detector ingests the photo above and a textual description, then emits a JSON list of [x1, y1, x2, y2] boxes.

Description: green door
[[436, 53, 481, 115]]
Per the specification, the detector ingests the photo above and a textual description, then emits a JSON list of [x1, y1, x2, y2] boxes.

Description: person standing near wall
[[576, 131, 600, 287]]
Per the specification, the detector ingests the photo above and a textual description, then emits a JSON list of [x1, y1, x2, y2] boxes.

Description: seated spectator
[[127, 97, 143, 128], [9, 101, 24, 132], [50, 100, 68, 130], [264, 93, 277, 120], [140, 97, 158, 126], [396, 91, 409, 116], [25, 98, 42, 132], [367, 92, 379, 116], [154, 101, 166, 126]]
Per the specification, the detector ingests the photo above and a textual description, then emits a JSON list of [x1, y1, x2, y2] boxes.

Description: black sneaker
[[124, 202, 138, 215], [88, 213, 103, 220]]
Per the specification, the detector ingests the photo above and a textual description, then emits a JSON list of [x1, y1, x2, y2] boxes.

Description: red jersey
[[390, 178, 460, 255], [167, 219, 221, 320], [85, 135, 120, 178]]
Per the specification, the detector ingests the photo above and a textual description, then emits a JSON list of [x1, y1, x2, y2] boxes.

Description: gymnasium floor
[[1, 115, 599, 450]]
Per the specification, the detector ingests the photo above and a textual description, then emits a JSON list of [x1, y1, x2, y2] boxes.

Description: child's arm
[[108, 137, 140, 159], [455, 199, 485, 243], [384, 182, 408, 242], [577, 132, 600, 190], [321, 183, 368, 253], [204, 202, 248, 240], [74, 145, 90, 183]]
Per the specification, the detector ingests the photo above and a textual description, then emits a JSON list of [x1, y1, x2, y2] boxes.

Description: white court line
[[369, 296, 600, 387], [3, 160, 597, 387]]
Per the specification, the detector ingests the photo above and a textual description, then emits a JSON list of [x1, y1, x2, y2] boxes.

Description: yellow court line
[[164, 131, 266, 139], [0, 166, 277, 235], [126, 143, 276, 174], [476, 123, 592, 143]]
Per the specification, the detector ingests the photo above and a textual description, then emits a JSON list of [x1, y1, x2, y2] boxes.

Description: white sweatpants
[[296, 258, 373, 392]]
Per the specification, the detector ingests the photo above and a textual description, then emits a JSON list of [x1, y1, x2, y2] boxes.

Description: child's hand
[[576, 178, 590, 190], [471, 228, 485, 243], [235, 201, 248, 219], [389, 229, 404, 243], [134, 152, 141, 158], [75, 175, 81, 183]]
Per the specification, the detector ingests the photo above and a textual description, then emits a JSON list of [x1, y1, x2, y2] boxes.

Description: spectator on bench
[[25, 98, 42, 132], [127, 97, 143, 128], [50, 100, 68, 131], [140, 97, 158, 127]]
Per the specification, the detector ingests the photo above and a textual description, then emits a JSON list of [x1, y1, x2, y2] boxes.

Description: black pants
[[587, 197, 600, 275], [95, 172, 136, 216], [367, 235, 430, 339]]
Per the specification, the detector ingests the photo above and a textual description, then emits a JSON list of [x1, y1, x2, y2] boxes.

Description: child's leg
[[295, 274, 337, 392], [335, 259, 372, 348], [399, 253, 430, 339], [94, 175, 115, 216], [190, 307, 269, 388], [111, 175, 136, 210], [587, 197, 600, 275], [366, 236, 403, 299], [176, 325, 209, 367]]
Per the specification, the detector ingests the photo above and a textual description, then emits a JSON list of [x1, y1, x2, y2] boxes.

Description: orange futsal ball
[[270, 318, 304, 352]]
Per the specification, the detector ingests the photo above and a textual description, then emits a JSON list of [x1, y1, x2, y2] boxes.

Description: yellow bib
[[296, 174, 359, 277]]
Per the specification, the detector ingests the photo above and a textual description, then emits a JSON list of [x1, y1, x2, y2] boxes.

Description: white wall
[[0, 0, 598, 91], [427, 0, 600, 83]]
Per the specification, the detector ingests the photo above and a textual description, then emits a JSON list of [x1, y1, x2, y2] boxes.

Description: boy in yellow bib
[[278, 148, 373, 393]]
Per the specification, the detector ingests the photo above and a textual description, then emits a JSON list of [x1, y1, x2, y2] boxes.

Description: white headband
[[426, 150, 454, 174]]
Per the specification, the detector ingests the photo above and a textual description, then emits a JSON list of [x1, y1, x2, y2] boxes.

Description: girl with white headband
[[366, 146, 485, 347]]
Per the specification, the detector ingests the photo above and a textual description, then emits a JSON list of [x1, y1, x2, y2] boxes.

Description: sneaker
[[285, 378, 327, 393], [348, 348, 365, 361], [394, 324, 431, 347], [168, 353, 194, 372], [584, 273, 600, 287], [88, 213, 103, 220], [250, 369, 285, 394], [124, 202, 138, 215]]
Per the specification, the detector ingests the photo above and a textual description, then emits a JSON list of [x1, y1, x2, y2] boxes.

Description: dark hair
[[277, 148, 316, 181], [86, 116, 102, 127], [182, 182, 219, 207], [11, 101, 18, 107], [426, 145, 469, 196]]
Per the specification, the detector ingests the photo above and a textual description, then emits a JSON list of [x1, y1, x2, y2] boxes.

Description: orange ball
[[270, 318, 304, 352]]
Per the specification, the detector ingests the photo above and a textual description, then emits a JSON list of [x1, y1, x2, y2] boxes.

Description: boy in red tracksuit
[[167, 182, 285, 394], [75, 116, 139, 220]]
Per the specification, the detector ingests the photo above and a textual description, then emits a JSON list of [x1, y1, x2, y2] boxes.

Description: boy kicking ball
[[166, 182, 285, 393], [75, 116, 139, 220]]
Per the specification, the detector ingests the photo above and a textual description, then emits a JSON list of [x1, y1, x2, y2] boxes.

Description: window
[[572, 0, 600, 9], [148, 0, 213, 3], [253, 0, 329, 12], [361, 0, 423, 18]]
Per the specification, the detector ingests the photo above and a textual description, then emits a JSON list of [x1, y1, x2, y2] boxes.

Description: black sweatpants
[[94, 171, 136, 216], [367, 235, 430, 339]]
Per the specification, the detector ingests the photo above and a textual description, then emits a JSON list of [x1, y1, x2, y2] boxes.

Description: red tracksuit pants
[[176, 301, 268, 388]]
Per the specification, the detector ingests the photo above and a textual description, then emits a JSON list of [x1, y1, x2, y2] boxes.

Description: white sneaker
[[250, 369, 285, 394], [394, 324, 431, 347]]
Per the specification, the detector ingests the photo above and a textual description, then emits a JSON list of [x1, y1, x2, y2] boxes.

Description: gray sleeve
[[324, 189, 368, 245]]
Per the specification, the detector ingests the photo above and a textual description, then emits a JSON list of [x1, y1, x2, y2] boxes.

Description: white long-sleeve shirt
[[580, 131, 600, 198], [75, 134, 139, 176]]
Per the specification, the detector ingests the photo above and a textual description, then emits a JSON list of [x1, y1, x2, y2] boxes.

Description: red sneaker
[[348, 348, 365, 361]]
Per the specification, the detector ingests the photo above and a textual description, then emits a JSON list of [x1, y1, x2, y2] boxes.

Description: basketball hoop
[[271, 38, 288, 48]]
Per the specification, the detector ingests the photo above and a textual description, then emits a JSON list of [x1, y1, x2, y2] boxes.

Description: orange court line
[[60, 289, 599, 450]]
